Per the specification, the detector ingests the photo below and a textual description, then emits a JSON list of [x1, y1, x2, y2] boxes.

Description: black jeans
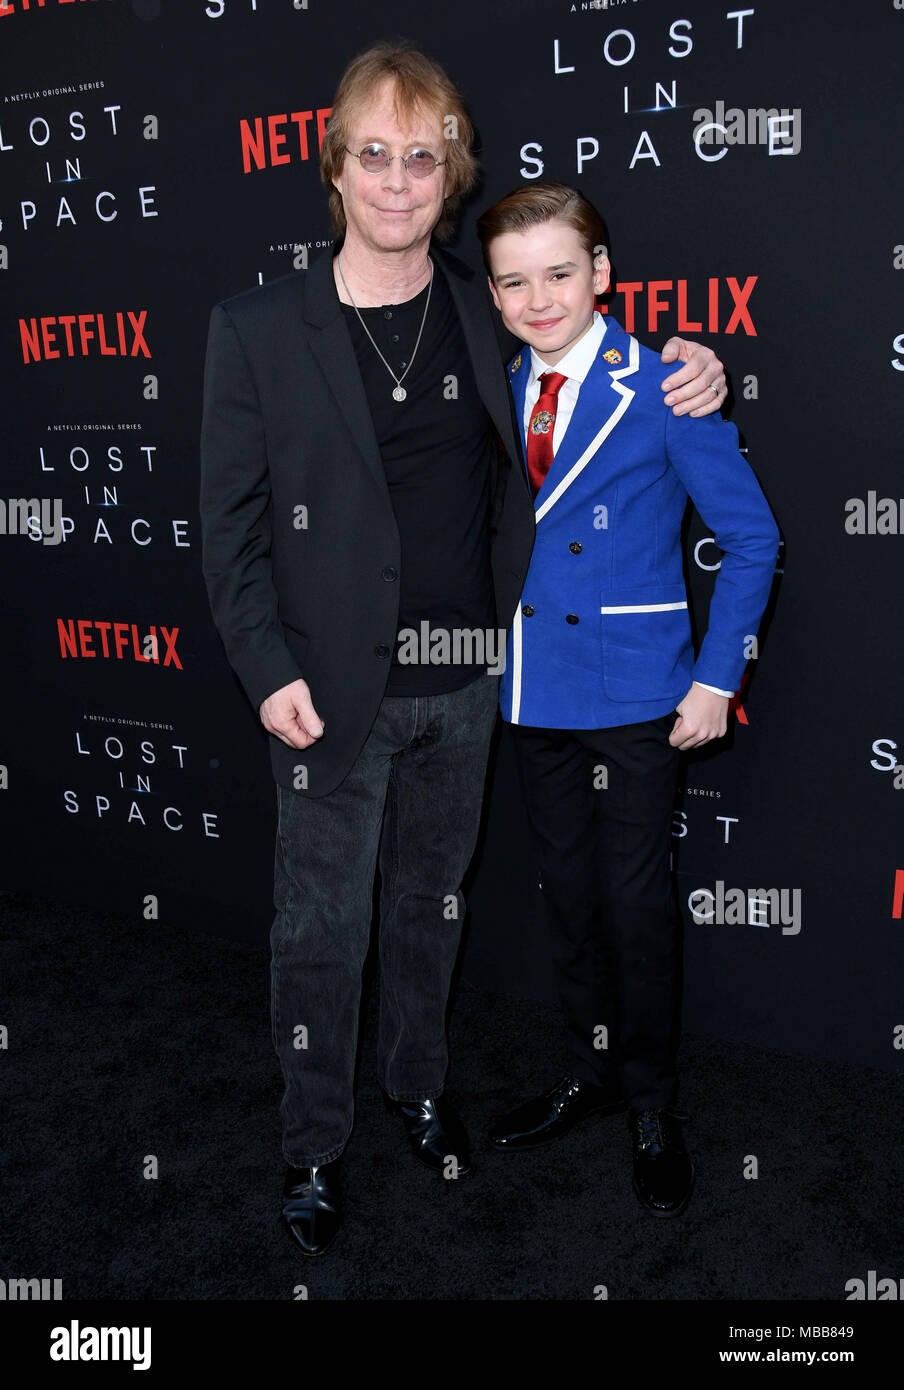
[[270, 675, 499, 1166], [510, 713, 681, 1113]]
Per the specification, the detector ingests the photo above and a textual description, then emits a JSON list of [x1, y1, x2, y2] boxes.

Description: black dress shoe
[[281, 1157, 342, 1255], [384, 1093, 472, 1176], [629, 1107, 694, 1218], [490, 1074, 627, 1151]]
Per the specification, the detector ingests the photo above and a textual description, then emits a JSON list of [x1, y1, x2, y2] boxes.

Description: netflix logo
[[57, 619, 182, 669], [19, 311, 150, 363], [729, 672, 752, 727], [240, 108, 332, 173], [0, 0, 113, 14], [599, 277, 757, 336]]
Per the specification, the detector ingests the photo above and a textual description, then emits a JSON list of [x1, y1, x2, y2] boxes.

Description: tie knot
[[538, 371, 568, 399]]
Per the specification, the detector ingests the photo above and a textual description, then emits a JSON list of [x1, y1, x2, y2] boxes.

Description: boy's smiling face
[[487, 219, 610, 367]]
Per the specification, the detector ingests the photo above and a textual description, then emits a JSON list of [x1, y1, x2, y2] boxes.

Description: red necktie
[[526, 371, 568, 497]]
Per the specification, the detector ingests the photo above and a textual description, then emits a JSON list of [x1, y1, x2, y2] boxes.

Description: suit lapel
[[435, 247, 525, 477], [301, 243, 529, 498], [301, 245, 386, 493], [508, 347, 531, 479], [534, 320, 639, 525]]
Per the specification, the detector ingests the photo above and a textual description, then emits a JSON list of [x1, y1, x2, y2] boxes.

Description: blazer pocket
[[600, 584, 691, 700]]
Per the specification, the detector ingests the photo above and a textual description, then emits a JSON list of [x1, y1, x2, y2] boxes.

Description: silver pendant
[[392, 385, 407, 402]]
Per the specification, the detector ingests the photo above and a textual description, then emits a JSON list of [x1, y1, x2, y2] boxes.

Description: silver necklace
[[337, 256, 434, 402]]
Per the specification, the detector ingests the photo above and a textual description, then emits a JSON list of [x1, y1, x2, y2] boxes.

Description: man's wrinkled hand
[[260, 679, 325, 750], [669, 684, 730, 750], [660, 336, 726, 417]]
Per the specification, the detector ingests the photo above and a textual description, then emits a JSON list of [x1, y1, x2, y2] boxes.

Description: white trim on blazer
[[534, 335, 640, 526]]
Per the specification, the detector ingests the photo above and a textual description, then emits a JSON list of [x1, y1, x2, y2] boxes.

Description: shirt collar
[[528, 310, 606, 388]]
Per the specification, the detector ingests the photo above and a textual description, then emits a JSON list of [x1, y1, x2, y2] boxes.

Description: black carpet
[[1, 890, 900, 1302]]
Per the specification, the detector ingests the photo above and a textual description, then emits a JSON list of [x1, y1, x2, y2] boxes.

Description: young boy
[[476, 183, 780, 1217]]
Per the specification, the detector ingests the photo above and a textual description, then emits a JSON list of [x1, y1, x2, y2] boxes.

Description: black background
[[1, 0, 902, 1079]]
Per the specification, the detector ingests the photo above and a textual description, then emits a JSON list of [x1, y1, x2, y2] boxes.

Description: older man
[[199, 41, 725, 1256]]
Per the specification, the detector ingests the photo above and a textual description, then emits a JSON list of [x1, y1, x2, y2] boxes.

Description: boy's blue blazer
[[499, 317, 780, 729]]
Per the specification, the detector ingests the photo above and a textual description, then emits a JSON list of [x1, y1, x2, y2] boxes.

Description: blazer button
[[565, 613, 580, 625], [374, 643, 391, 659], [522, 604, 535, 617], [569, 541, 583, 554], [381, 566, 399, 582]]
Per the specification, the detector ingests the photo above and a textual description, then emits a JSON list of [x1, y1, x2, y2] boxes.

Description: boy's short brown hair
[[476, 181, 609, 275]]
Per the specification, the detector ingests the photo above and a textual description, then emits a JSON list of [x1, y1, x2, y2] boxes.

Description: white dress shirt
[[523, 312, 734, 700]]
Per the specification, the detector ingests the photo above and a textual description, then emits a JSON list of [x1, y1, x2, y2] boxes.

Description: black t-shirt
[[339, 260, 497, 695]]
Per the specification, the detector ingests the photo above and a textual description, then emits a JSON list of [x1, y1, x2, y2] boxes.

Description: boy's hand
[[669, 684, 730, 749], [661, 337, 726, 417]]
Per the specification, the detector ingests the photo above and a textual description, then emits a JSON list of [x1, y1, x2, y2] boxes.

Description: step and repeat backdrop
[[1, 0, 901, 1073]]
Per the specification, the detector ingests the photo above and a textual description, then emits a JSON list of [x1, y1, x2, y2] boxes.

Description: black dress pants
[[510, 712, 681, 1113]]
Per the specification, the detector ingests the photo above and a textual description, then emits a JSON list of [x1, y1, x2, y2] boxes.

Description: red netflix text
[[19, 312, 150, 364], [730, 672, 753, 727], [599, 277, 758, 336], [0, 0, 113, 14], [240, 109, 333, 173], [57, 619, 182, 669]]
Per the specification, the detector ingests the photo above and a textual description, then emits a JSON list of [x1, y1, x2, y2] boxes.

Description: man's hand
[[660, 336, 726, 417], [669, 684, 730, 750], [259, 679, 324, 749]]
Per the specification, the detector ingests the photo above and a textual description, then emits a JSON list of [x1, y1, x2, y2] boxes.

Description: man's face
[[333, 78, 448, 257], [487, 219, 610, 366]]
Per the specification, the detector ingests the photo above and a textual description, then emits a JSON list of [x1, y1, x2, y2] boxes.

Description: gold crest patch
[[603, 348, 622, 364], [510, 354, 522, 373]]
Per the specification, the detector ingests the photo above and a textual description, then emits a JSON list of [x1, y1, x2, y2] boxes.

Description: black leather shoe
[[384, 1093, 472, 1176], [630, 1108, 694, 1218], [490, 1074, 627, 1151], [281, 1157, 342, 1255]]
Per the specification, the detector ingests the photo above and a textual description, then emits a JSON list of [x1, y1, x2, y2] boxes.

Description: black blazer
[[199, 243, 536, 795]]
